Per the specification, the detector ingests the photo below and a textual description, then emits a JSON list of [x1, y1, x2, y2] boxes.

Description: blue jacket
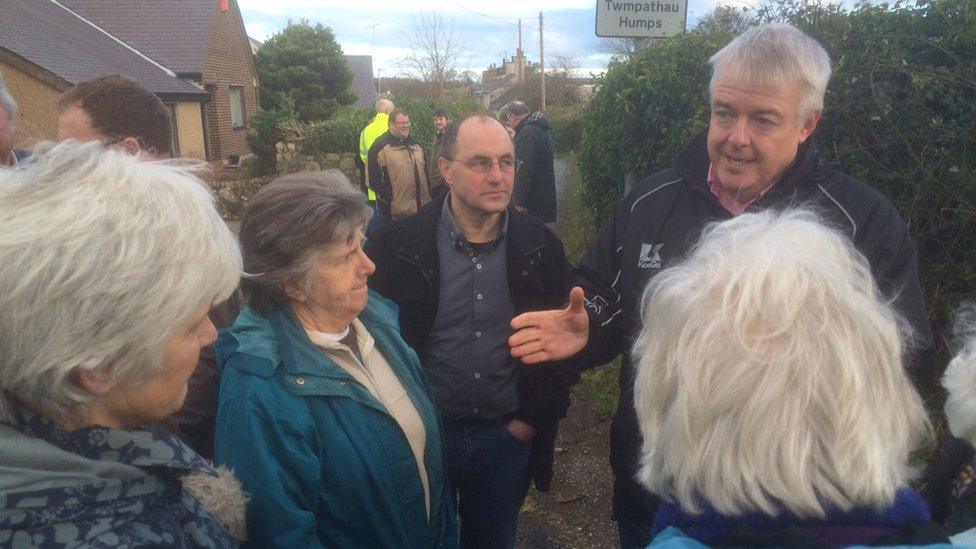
[[214, 292, 456, 548]]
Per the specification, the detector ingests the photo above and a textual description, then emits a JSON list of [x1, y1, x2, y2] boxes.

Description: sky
[[237, 0, 747, 78]]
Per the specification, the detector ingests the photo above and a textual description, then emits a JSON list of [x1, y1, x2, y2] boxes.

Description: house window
[[163, 103, 180, 156], [229, 86, 245, 129]]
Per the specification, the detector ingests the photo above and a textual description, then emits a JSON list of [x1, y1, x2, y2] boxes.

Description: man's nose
[[728, 118, 750, 146]]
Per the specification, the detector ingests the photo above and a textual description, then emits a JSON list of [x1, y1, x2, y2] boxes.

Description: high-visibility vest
[[359, 112, 390, 202]]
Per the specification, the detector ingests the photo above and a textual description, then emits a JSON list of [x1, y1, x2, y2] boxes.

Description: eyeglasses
[[447, 156, 522, 174]]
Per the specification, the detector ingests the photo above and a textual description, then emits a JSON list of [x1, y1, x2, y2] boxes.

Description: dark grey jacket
[[514, 112, 557, 222]]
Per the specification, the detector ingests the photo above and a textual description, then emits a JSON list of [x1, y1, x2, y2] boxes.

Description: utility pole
[[539, 11, 545, 111], [517, 19, 523, 85], [365, 22, 380, 94]]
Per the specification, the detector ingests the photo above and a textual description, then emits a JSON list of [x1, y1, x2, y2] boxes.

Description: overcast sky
[[238, 0, 746, 77]]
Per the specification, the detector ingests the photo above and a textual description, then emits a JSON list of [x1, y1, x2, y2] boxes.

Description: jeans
[[366, 201, 383, 237], [443, 417, 532, 549]]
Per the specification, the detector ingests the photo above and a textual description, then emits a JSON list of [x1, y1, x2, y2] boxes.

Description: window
[[163, 103, 180, 156], [229, 86, 245, 129]]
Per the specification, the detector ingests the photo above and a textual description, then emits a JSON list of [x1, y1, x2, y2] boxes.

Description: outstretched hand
[[509, 287, 589, 364]]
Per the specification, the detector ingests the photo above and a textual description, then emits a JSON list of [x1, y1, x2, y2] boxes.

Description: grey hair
[[943, 303, 976, 446], [505, 100, 529, 116], [0, 71, 17, 120], [709, 23, 831, 119], [239, 169, 372, 315], [632, 209, 930, 518], [0, 141, 241, 423]]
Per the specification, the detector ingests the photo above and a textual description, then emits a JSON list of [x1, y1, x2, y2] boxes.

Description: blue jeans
[[443, 417, 532, 549], [366, 201, 383, 237]]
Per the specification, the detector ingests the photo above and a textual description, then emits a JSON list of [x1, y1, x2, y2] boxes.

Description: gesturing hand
[[509, 287, 589, 364]]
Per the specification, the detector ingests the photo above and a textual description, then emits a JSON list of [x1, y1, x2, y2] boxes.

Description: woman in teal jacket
[[215, 171, 456, 548]]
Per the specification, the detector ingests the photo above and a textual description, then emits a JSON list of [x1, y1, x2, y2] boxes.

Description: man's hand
[[506, 419, 538, 442], [509, 287, 589, 364]]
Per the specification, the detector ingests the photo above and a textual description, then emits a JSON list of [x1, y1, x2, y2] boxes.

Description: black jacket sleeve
[[513, 227, 579, 430], [573, 191, 635, 369]]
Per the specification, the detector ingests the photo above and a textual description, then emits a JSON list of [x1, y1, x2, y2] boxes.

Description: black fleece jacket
[[576, 130, 935, 534]]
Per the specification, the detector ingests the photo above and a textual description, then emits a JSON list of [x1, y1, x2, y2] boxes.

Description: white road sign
[[595, 0, 688, 38]]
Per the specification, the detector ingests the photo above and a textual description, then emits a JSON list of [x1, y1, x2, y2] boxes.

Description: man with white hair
[[508, 23, 934, 548], [0, 72, 26, 168]]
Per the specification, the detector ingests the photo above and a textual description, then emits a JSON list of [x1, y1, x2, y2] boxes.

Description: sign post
[[595, 0, 688, 39]]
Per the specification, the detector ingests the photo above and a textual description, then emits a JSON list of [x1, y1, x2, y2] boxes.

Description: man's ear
[[74, 367, 114, 396], [438, 157, 453, 188], [117, 136, 144, 157], [798, 109, 821, 144]]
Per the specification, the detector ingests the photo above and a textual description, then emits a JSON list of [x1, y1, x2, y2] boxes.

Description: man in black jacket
[[509, 23, 935, 548], [367, 114, 576, 549], [507, 101, 557, 223]]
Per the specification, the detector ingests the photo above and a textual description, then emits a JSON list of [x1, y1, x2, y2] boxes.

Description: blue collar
[[653, 488, 931, 544]]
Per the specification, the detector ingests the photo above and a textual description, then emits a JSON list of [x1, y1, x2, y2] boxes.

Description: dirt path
[[516, 155, 619, 548]]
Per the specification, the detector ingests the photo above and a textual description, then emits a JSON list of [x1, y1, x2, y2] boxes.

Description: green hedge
[[547, 106, 582, 153], [577, 0, 976, 355], [297, 107, 372, 155]]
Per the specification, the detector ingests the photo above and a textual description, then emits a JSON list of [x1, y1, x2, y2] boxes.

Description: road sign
[[595, 0, 688, 38]]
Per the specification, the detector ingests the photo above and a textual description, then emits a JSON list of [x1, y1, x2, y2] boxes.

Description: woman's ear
[[73, 367, 114, 396], [281, 280, 307, 303]]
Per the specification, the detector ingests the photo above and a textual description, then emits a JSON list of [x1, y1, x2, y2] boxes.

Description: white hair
[[0, 71, 16, 120], [632, 209, 930, 519], [0, 141, 242, 423], [709, 23, 832, 119], [943, 303, 976, 446]]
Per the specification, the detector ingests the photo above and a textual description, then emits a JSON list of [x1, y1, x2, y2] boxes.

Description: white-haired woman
[[0, 142, 244, 547], [214, 171, 455, 548], [923, 305, 976, 544], [633, 210, 950, 547]]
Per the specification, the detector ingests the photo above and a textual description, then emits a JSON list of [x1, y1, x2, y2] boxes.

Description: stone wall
[[275, 141, 359, 181]]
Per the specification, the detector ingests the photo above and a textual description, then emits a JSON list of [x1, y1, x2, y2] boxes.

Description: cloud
[[240, 0, 762, 77]]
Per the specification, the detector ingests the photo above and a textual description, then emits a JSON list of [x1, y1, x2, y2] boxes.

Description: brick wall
[[202, 0, 259, 163], [0, 60, 62, 148]]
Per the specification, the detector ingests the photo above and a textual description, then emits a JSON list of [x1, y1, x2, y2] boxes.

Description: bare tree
[[547, 52, 581, 77], [599, 37, 638, 61], [400, 13, 466, 100]]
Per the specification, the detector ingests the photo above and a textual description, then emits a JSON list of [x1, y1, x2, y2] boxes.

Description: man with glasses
[[367, 114, 577, 549], [367, 107, 431, 223]]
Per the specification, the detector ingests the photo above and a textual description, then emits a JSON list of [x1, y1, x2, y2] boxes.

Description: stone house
[[0, 0, 209, 158], [61, 0, 260, 167]]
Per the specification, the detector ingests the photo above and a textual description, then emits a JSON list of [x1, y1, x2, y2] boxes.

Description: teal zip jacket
[[214, 292, 456, 548]]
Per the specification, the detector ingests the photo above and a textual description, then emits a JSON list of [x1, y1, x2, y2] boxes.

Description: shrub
[[546, 106, 582, 153], [245, 106, 295, 176], [297, 107, 372, 155]]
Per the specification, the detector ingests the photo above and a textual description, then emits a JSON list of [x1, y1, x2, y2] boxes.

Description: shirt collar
[[706, 163, 778, 216], [439, 193, 508, 252]]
